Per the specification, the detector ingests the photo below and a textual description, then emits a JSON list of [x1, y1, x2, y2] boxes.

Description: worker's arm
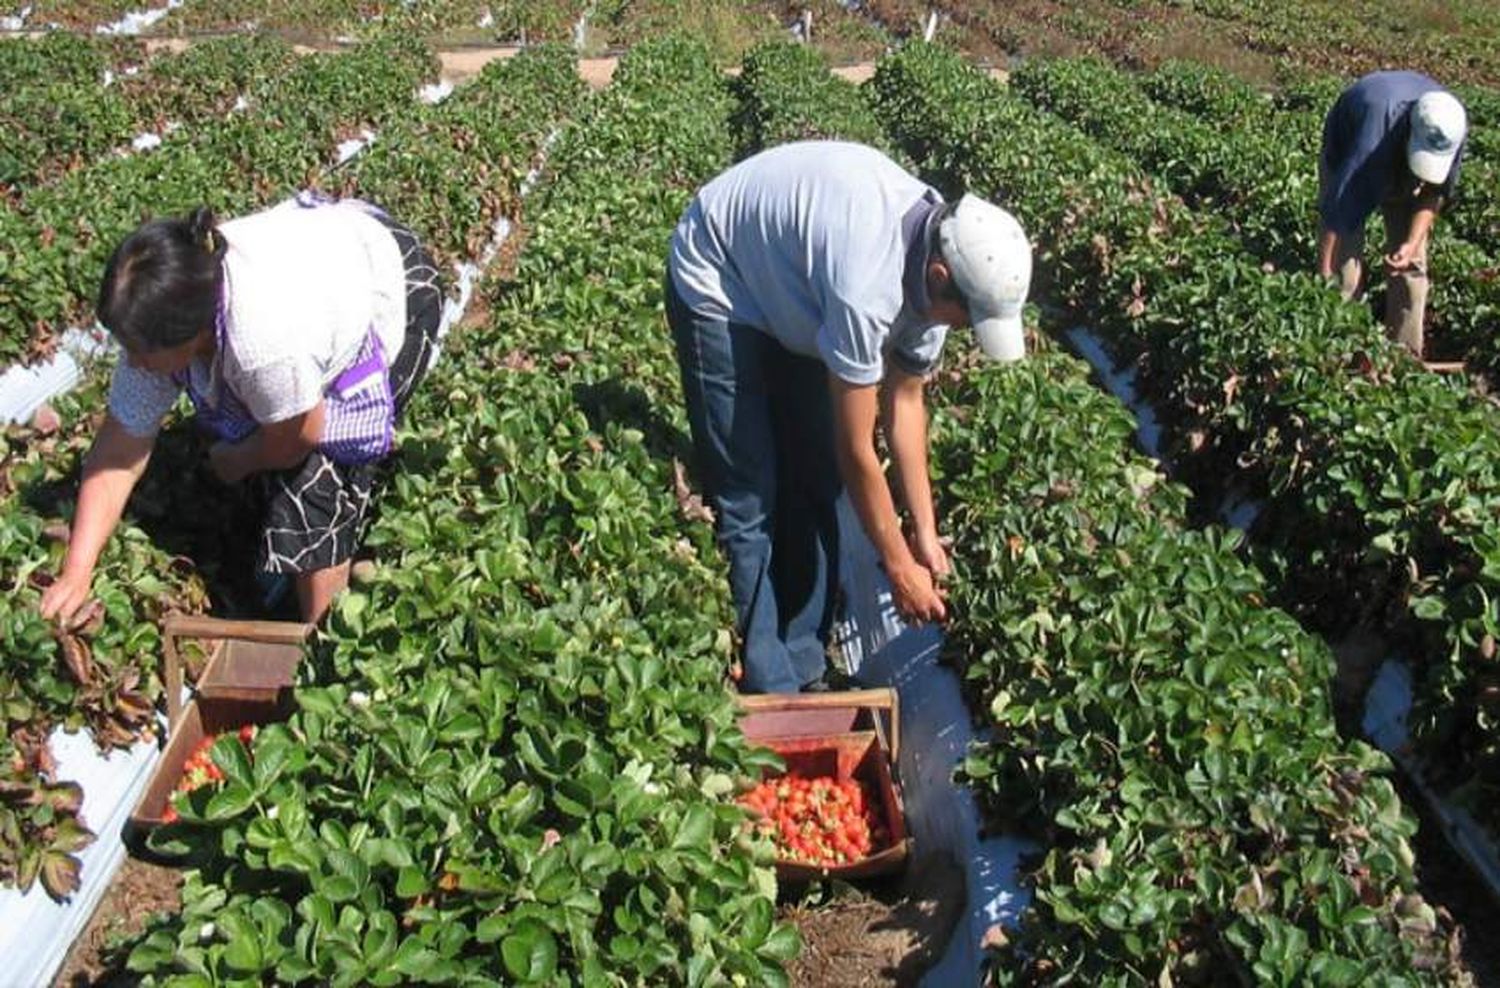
[[1386, 189, 1442, 273], [39, 415, 154, 626], [209, 401, 325, 484], [830, 374, 946, 624], [880, 365, 948, 580]]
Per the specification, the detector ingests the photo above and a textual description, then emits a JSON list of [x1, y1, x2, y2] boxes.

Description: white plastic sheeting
[[419, 80, 454, 105], [96, 0, 183, 35], [1, 5, 32, 29], [833, 497, 1037, 986], [1363, 661, 1500, 901], [334, 128, 376, 165], [0, 727, 161, 987], [435, 129, 559, 361], [1064, 326, 1164, 457], [0, 328, 113, 426]]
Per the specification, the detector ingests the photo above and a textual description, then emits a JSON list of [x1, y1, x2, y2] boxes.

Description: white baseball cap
[[1407, 90, 1466, 185], [938, 194, 1033, 362]]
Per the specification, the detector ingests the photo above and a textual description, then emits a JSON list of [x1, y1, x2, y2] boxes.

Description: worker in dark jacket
[[1318, 71, 1467, 358]]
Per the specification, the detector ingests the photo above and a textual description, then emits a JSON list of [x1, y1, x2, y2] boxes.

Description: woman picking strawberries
[[40, 192, 441, 626]]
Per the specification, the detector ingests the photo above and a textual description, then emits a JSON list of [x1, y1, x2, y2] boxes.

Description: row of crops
[[1162, 0, 1500, 90], [0, 32, 299, 193], [3, 0, 509, 38], [1, 30, 457, 902], [1004, 55, 1500, 378], [0, 31, 438, 365], [978, 53, 1500, 845], [123, 35, 812, 985], [729, 41, 1462, 983], [4, 22, 1500, 986], [0, 0, 890, 57], [860, 43, 1470, 982]]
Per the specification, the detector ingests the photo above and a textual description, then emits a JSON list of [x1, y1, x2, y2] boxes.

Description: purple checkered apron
[[178, 191, 399, 465]]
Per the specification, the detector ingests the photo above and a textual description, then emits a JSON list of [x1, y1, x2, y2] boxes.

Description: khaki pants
[[1326, 197, 1429, 358]]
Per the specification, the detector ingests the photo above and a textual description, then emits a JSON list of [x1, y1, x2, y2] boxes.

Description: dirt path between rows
[[430, 48, 1007, 89], [116, 37, 1007, 90]]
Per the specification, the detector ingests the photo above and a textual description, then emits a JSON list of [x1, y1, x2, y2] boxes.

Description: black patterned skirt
[[256, 216, 442, 575]]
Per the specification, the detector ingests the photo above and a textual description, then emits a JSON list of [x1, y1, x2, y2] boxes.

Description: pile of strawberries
[[161, 725, 256, 824], [737, 775, 887, 867]]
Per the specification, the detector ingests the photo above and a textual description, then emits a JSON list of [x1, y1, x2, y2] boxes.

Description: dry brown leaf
[[672, 458, 714, 525], [54, 631, 94, 687]]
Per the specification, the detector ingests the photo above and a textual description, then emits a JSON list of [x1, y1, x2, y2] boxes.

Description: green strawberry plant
[[0, 33, 142, 96], [1, 35, 299, 195], [344, 43, 584, 272], [1, 34, 437, 366], [871, 43, 1500, 843], [122, 35, 799, 984], [1, 383, 212, 897], [872, 42, 1462, 982], [730, 41, 895, 162], [0, 32, 445, 897]]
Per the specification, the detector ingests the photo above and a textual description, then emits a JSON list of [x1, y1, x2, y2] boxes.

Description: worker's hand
[[38, 566, 94, 628], [909, 529, 952, 582], [887, 559, 947, 625], [209, 441, 249, 485], [1385, 241, 1422, 273]]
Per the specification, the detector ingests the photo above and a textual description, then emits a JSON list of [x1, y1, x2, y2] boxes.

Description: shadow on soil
[[780, 851, 966, 987]]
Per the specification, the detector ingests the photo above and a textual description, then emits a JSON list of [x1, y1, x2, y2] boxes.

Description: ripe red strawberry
[[736, 774, 886, 866]]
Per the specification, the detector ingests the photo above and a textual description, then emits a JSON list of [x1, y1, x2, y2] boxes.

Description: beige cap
[[938, 194, 1033, 362]]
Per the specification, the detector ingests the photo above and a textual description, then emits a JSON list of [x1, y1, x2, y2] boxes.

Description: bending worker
[[1318, 70, 1467, 358], [39, 191, 441, 626], [666, 140, 1033, 694]]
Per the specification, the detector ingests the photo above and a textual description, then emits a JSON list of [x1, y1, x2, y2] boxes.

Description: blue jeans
[[666, 274, 841, 693]]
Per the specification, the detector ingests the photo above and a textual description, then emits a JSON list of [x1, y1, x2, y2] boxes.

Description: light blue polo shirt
[[668, 141, 948, 386]]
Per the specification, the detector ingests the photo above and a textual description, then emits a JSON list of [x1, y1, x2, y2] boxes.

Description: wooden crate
[[738, 688, 911, 881], [128, 616, 312, 833]]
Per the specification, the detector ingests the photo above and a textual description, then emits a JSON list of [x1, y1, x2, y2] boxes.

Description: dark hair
[[96, 206, 225, 353], [928, 201, 968, 307]]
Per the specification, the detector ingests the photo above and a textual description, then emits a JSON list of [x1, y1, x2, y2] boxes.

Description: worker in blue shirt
[[1318, 71, 1467, 358], [666, 141, 1033, 693]]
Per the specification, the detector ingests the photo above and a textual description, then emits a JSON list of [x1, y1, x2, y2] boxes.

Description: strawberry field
[[5, 3, 1500, 986]]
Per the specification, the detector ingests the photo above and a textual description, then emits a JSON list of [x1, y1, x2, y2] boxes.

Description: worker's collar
[[901, 196, 945, 317]]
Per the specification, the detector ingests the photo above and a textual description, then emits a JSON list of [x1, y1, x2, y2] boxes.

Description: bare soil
[[781, 853, 966, 987], [53, 858, 183, 987]]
